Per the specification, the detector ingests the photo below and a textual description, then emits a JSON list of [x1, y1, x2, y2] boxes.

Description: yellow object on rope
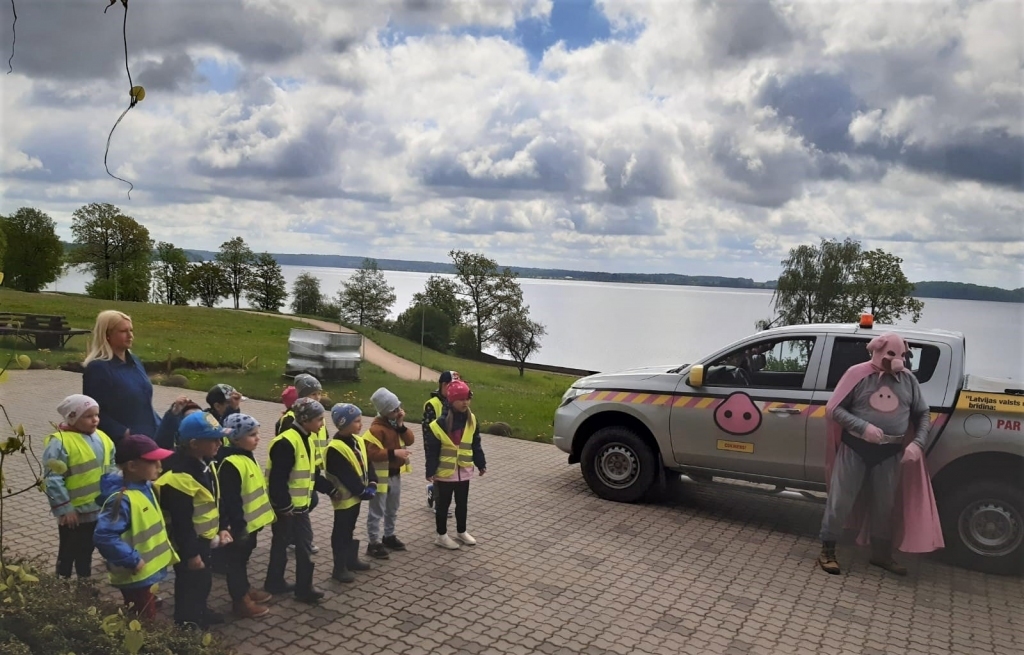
[[103, 0, 141, 198]]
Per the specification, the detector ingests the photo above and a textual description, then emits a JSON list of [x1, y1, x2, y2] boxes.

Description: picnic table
[[0, 312, 91, 349]]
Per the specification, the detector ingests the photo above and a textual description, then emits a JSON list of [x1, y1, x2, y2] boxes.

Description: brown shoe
[[247, 589, 273, 604], [233, 596, 270, 619], [817, 541, 841, 575], [869, 539, 908, 576]]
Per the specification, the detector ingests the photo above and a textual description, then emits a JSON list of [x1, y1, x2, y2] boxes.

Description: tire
[[938, 479, 1024, 575], [580, 426, 658, 503]]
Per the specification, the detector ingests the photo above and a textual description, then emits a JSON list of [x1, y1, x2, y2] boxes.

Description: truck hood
[[573, 364, 683, 388]]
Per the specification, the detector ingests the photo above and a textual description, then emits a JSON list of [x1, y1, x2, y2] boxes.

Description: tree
[[291, 273, 323, 316], [449, 250, 525, 353], [411, 275, 471, 327], [493, 308, 546, 376], [68, 203, 153, 302], [0, 208, 64, 292], [766, 238, 924, 328], [394, 304, 453, 352], [189, 262, 229, 308], [215, 237, 255, 310], [151, 242, 194, 305], [246, 252, 288, 312], [338, 259, 396, 327]]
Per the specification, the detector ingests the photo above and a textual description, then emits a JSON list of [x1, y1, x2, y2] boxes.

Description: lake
[[50, 266, 1024, 380]]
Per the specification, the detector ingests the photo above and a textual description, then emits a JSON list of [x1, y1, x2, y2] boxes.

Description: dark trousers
[[224, 532, 258, 602], [266, 511, 314, 593], [173, 547, 212, 626], [331, 505, 361, 567], [435, 480, 470, 535], [120, 586, 157, 620], [56, 520, 97, 578]]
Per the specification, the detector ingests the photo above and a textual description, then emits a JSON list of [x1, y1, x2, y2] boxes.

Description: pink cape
[[825, 361, 945, 553]]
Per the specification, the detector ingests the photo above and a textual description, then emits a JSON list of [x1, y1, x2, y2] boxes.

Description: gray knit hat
[[292, 397, 325, 424], [370, 387, 401, 416], [294, 373, 322, 399]]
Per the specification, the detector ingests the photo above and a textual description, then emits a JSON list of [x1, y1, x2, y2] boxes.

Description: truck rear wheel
[[580, 426, 657, 503], [939, 479, 1024, 575]]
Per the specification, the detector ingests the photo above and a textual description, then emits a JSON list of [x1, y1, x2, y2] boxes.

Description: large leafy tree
[[493, 307, 546, 376], [245, 252, 287, 312], [189, 262, 229, 308], [394, 304, 453, 352], [854, 248, 924, 324], [291, 272, 323, 316], [411, 275, 470, 327], [0, 208, 64, 292], [338, 258, 396, 327], [68, 203, 153, 302], [215, 236, 255, 310], [151, 242, 194, 305], [449, 249, 524, 353]]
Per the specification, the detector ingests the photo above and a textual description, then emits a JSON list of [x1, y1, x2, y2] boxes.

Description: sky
[[0, 0, 1021, 287]]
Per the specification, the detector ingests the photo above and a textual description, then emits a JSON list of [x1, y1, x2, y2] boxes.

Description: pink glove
[[902, 442, 923, 464], [861, 424, 884, 444]]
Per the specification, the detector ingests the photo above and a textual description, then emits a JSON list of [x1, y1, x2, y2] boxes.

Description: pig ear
[[866, 335, 886, 353]]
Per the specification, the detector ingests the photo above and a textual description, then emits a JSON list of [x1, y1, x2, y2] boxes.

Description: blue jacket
[[94, 473, 170, 589], [83, 353, 160, 442]]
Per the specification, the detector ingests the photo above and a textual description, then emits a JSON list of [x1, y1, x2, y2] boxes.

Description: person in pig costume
[[817, 331, 944, 575]]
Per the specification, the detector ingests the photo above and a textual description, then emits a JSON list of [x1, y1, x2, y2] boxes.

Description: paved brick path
[[2, 371, 1022, 655]]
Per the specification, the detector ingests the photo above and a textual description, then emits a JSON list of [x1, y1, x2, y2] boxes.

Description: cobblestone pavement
[[2, 371, 1022, 655]]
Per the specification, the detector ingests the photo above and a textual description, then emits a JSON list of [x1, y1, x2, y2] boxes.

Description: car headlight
[[560, 387, 594, 407]]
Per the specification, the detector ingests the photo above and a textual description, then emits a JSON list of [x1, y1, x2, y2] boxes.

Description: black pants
[[435, 480, 470, 535], [331, 505, 360, 567], [224, 532, 258, 602], [266, 511, 314, 593], [56, 520, 97, 578], [173, 544, 212, 627]]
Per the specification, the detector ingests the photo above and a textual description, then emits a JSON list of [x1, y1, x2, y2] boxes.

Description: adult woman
[[82, 310, 161, 444]]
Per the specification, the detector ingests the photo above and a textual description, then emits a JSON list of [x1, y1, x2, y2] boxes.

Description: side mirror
[[688, 364, 704, 388]]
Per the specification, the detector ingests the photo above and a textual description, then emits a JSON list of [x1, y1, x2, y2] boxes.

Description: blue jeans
[[367, 475, 401, 544]]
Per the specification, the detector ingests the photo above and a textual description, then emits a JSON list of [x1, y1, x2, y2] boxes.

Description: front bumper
[[552, 402, 584, 455]]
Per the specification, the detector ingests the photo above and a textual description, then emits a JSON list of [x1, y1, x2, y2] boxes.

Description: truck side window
[[706, 338, 816, 389], [825, 338, 941, 390]]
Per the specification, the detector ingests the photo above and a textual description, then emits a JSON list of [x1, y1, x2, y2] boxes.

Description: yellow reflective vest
[[219, 454, 275, 534], [429, 413, 477, 480], [322, 436, 370, 511], [154, 469, 221, 540], [265, 428, 315, 510], [45, 429, 115, 509], [106, 488, 179, 587]]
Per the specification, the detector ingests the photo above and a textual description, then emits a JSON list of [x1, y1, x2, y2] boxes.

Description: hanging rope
[[7, 0, 16, 74], [103, 0, 144, 199]]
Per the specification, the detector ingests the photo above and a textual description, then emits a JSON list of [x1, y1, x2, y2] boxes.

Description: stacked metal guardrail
[[285, 328, 363, 381]]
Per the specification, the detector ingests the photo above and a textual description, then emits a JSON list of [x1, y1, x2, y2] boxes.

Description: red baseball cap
[[115, 434, 174, 465]]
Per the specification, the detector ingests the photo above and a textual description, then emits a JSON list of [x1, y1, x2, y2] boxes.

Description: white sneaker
[[456, 531, 477, 546], [435, 534, 461, 550]]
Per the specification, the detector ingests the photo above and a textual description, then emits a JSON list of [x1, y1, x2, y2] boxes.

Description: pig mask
[[867, 332, 908, 375]]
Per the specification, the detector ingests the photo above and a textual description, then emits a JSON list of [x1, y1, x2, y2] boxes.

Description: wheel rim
[[958, 498, 1023, 558], [596, 443, 640, 490]]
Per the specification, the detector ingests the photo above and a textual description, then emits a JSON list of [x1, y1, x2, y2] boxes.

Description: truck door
[[671, 335, 822, 481]]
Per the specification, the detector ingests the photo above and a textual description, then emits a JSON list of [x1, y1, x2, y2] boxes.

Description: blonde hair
[[83, 310, 133, 365]]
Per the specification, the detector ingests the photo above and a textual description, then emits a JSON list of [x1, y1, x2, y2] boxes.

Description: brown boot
[[817, 541, 841, 575], [247, 589, 272, 604], [233, 595, 270, 619], [869, 539, 908, 576]]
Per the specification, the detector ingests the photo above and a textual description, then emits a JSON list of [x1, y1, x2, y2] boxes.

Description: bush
[[393, 305, 452, 352], [452, 325, 477, 359], [0, 560, 232, 655]]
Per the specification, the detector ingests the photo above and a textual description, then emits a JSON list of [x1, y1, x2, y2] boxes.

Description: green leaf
[[87, 606, 98, 616], [123, 629, 144, 655], [128, 619, 141, 631], [202, 633, 212, 647]]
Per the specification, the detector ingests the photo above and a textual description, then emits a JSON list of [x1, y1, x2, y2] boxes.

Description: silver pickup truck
[[553, 321, 1024, 575]]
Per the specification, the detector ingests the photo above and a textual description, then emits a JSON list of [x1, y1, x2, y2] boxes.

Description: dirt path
[[253, 312, 440, 382]]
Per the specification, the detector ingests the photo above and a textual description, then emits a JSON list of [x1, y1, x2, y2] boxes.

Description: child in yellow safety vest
[[94, 434, 176, 620], [424, 380, 487, 550], [156, 411, 232, 629], [43, 394, 117, 579], [323, 403, 378, 583], [277, 374, 327, 556], [217, 413, 275, 618]]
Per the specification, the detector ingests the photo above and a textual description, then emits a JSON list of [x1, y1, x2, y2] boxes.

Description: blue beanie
[[223, 413, 260, 441], [331, 403, 362, 430]]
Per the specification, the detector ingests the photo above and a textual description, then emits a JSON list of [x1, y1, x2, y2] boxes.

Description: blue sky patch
[[195, 58, 241, 93]]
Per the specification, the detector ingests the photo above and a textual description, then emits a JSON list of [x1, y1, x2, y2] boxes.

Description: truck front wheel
[[580, 426, 657, 503], [939, 479, 1024, 575]]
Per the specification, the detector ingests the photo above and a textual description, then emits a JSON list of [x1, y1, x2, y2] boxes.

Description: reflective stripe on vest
[[323, 436, 369, 511], [221, 454, 275, 534], [429, 413, 476, 480], [359, 431, 390, 494], [154, 469, 221, 540], [313, 424, 329, 468], [106, 488, 179, 586], [46, 430, 115, 508], [266, 429, 315, 509]]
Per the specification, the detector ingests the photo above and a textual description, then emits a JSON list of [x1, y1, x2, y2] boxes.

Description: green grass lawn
[[0, 289, 569, 441]]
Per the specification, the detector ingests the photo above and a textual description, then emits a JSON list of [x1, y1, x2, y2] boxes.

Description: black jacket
[[159, 451, 216, 560], [424, 408, 486, 479], [267, 424, 332, 512], [215, 445, 259, 539], [324, 432, 379, 500]]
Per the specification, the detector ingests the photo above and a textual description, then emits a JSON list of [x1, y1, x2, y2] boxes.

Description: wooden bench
[[0, 312, 91, 349]]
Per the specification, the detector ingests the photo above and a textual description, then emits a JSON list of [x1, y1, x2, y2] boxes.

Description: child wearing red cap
[[423, 380, 487, 550]]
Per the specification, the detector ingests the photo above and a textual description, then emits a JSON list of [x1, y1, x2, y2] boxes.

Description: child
[[422, 371, 459, 515], [424, 380, 487, 550], [155, 412, 232, 629], [279, 376, 325, 555], [94, 434, 177, 619], [323, 403, 377, 583], [363, 388, 414, 559], [154, 398, 203, 450], [264, 398, 333, 604], [218, 414, 275, 618], [43, 394, 117, 579], [277, 385, 298, 434], [206, 383, 243, 425]]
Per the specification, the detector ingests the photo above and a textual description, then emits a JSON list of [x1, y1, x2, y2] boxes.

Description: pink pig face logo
[[714, 392, 763, 436], [869, 386, 900, 413]]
